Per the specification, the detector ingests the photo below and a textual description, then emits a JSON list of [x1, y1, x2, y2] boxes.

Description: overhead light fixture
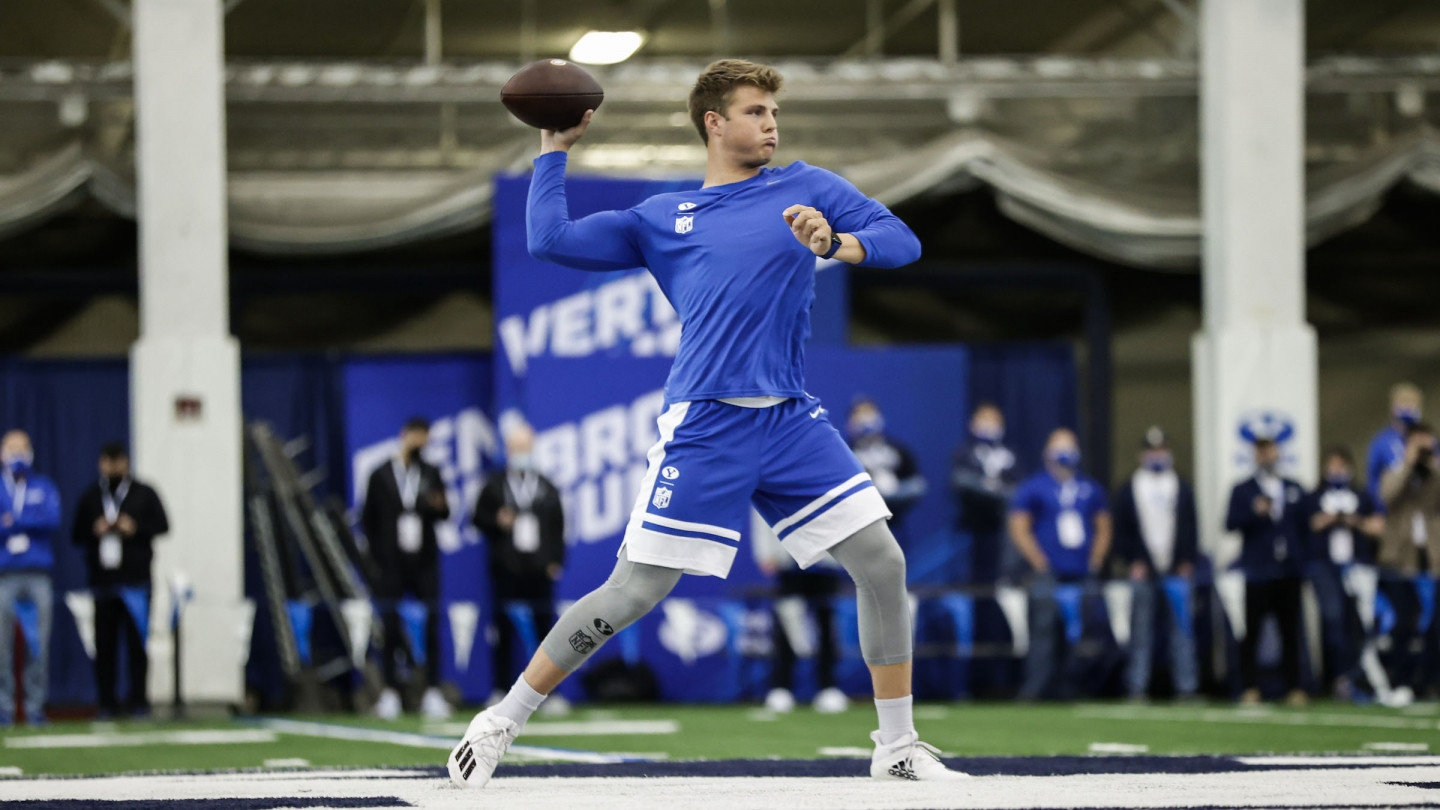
[[568, 31, 644, 65]]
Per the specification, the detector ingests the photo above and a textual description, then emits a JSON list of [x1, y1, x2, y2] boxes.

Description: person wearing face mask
[[1225, 436, 1308, 705], [951, 403, 1020, 584], [70, 442, 170, 718], [1377, 423, 1440, 696], [1302, 447, 1383, 700], [472, 420, 567, 713], [1111, 427, 1200, 701], [0, 429, 62, 727], [1368, 383, 1424, 502], [361, 417, 452, 721], [846, 399, 926, 529], [1008, 428, 1111, 700]]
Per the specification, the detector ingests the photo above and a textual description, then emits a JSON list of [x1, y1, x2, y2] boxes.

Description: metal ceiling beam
[[847, 0, 939, 58]]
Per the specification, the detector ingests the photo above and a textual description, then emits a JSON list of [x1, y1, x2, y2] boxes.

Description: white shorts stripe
[[631, 513, 741, 542], [626, 401, 692, 523], [771, 472, 871, 535], [623, 525, 738, 578], [781, 487, 892, 569]]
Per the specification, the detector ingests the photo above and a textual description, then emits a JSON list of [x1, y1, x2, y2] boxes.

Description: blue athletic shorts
[[621, 395, 891, 578]]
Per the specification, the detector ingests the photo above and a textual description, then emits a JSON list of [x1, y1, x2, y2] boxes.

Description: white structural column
[[1192, 0, 1316, 568], [132, 0, 250, 704]]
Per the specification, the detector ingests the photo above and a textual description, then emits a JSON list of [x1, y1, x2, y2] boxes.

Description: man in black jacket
[[951, 402, 1020, 583], [1112, 428, 1199, 701], [472, 421, 566, 710], [361, 417, 452, 720], [70, 442, 169, 718], [1225, 436, 1308, 705]]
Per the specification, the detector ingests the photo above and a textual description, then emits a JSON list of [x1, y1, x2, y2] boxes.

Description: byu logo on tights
[[675, 215, 694, 234], [653, 485, 673, 509]]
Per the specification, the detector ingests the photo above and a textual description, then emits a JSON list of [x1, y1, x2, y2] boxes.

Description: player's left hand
[[783, 205, 833, 255]]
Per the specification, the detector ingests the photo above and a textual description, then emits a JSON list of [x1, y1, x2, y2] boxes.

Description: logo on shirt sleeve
[[674, 215, 694, 235], [677, 202, 696, 211]]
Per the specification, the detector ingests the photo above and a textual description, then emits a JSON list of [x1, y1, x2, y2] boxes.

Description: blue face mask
[[848, 413, 884, 440], [1325, 472, 1352, 488], [971, 424, 1004, 444], [3, 451, 32, 477], [1050, 448, 1081, 470], [1397, 406, 1422, 427], [1144, 454, 1172, 473]]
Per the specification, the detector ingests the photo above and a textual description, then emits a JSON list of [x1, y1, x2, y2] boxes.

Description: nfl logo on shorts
[[674, 215, 694, 234], [653, 485, 673, 508]]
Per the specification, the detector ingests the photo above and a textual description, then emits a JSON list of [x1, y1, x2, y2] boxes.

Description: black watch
[[820, 233, 843, 260]]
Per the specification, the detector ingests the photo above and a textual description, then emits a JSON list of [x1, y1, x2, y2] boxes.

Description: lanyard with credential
[[394, 460, 421, 511], [101, 478, 132, 524], [506, 471, 540, 512], [3, 474, 25, 521]]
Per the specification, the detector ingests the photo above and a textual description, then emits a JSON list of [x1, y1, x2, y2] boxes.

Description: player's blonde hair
[[688, 59, 783, 144]]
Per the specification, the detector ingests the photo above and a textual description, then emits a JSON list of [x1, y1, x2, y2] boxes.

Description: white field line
[[1234, 755, 1440, 766], [1075, 704, 1440, 731], [0, 766, 22, 776], [1088, 742, 1150, 754], [3, 730, 278, 749], [425, 719, 680, 738], [1362, 742, 1429, 752], [254, 717, 649, 764], [818, 746, 873, 757], [262, 758, 311, 768]]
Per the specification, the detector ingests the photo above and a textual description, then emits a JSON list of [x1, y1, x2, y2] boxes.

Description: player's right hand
[[541, 109, 594, 155]]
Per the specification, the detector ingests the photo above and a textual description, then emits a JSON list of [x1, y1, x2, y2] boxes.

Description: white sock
[[874, 695, 915, 745], [491, 675, 547, 729]]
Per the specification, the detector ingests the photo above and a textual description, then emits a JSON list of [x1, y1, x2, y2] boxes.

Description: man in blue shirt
[[1225, 436, 1307, 705], [1008, 428, 1111, 700], [1303, 446, 1383, 700], [450, 59, 961, 786], [0, 430, 62, 727], [1367, 383, 1423, 501]]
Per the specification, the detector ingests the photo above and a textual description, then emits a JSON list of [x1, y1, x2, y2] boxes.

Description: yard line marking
[[253, 717, 656, 764], [819, 746, 873, 757], [0, 766, 22, 776], [262, 758, 311, 768], [1234, 755, 1440, 766], [1089, 742, 1150, 754], [424, 719, 680, 737], [4, 730, 278, 749], [1075, 705, 1440, 731], [1363, 742, 1430, 752], [914, 707, 949, 720]]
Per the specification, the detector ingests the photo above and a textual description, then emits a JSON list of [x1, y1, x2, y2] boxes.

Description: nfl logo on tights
[[652, 485, 673, 508], [674, 215, 693, 234]]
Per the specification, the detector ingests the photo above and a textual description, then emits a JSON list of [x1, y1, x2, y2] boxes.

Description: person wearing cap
[[361, 417, 452, 721], [1303, 446, 1384, 699], [1111, 427, 1199, 701], [846, 398, 927, 529], [0, 429, 62, 727], [952, 403, 1021, 584], [1225, 436, 1308, 705], [1008, 428, 1111, 700], [1368, 383, 1424, 501]]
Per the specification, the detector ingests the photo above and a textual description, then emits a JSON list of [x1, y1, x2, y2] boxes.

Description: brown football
[[500, 59, 604, 131]]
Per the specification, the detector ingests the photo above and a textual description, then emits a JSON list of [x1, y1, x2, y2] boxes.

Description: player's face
[[717, 85, 779, 168]]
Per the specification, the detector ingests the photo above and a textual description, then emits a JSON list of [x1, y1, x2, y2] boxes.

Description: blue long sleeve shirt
[[0, 473, 62, 572], [527, 152, 921, 403], [1367, 425, 1406, 503]]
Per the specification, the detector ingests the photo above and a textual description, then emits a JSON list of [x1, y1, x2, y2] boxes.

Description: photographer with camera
[[1377, 423, 1440, 696]]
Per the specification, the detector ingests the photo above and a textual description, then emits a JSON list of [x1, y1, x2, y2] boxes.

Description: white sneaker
[[764, 687, 796, 714], [421, 687, 452, 721], [447, 708, 519, 789], [374, 688, 402, 721], [813, 686, 850, 714], [538, 692, 571, 717], [869, 730, 969, 781]]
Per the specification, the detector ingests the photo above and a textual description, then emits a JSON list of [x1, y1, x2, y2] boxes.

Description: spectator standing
[[952, 403, 1020, 584], [1303, 447, 1384, 698], [1225, 436, 1308, 705], [1376, 423, 1440, 696], [70, 443, 170, 718], [361, 417, 452, 721], [0, 430, 61, 727], [472, 422, 566, 713], [1112, 427, 1199, 701], [846, 399, 926, 527], [1368, 383, 1423, 501], [753, 515, 848, 715], [1008, 428, 1111, 700]]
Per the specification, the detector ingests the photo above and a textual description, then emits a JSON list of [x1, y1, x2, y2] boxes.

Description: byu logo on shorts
[[653, 485, 673, 509], [675, 215, 694, 234], [661, 466, 680, 480]]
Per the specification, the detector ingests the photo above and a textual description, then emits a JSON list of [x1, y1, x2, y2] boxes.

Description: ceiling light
[[568, 31, 644, 66]]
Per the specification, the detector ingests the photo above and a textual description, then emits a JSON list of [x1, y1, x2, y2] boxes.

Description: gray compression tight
[[539, 546, 683, 673], [828, 519, 913, 666], [540, 519, 912, 673]]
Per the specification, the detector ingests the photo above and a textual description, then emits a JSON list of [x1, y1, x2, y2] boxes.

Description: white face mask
[[509, 453, 534, 471]]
